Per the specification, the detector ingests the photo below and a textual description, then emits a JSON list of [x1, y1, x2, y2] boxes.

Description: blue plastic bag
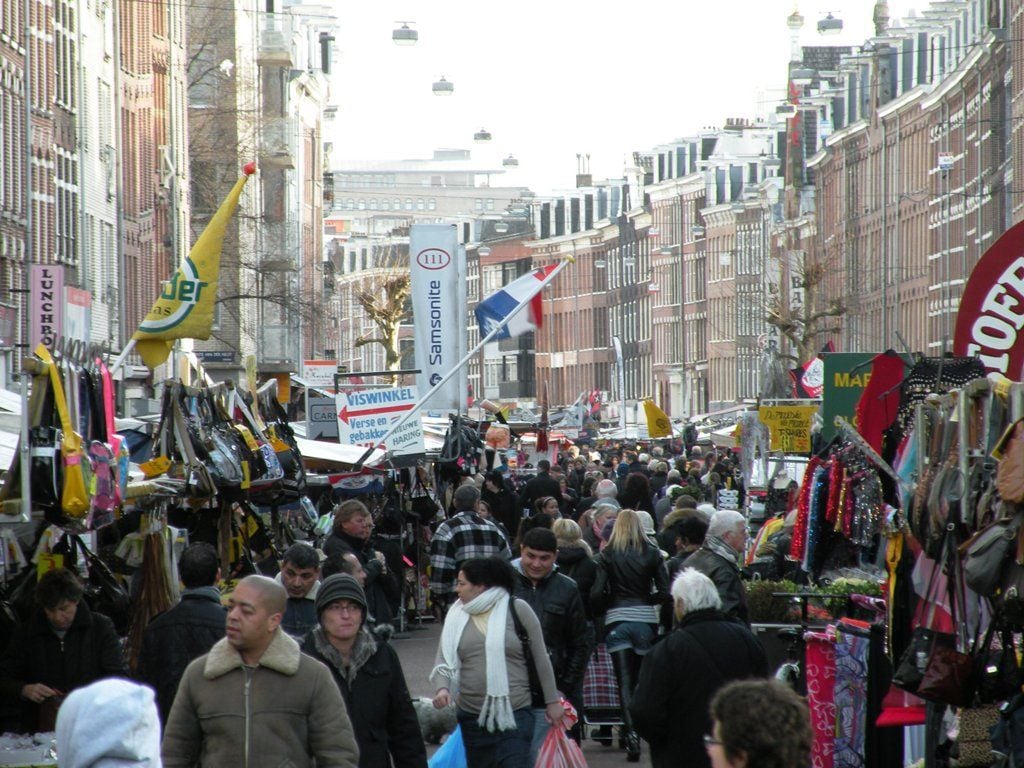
[[428, 724, 466, 768]]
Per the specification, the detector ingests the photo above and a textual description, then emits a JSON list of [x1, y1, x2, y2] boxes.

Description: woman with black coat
[[618, 472, 656, 515], [480, 470, 521, 542], [591, 509, 671, 762], [301, 574, 427, 768]]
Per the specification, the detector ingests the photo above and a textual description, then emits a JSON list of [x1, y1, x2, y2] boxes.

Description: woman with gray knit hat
[[301, 574, 426, 768]]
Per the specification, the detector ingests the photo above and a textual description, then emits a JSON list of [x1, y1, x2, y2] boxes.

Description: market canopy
[[294, 436, 387, 469]]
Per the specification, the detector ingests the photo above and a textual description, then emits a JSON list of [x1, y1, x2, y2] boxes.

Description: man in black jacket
[[516, 459, 563, 518], [0, 568, 127, 732], [631, 568, 769, 768], [685, 509, 750, 624], [513, 527, 590, 758], [136, 542, 226, 723]]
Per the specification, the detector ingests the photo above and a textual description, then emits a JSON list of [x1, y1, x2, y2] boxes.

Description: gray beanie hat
[[315, 573, 367, 617]]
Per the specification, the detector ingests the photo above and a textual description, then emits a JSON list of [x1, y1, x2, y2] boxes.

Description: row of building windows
[[342, 197, 437, 212], [0, 87, 24, 217]]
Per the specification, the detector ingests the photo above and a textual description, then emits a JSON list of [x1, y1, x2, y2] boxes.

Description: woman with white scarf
[[431, 557, 565, 767]]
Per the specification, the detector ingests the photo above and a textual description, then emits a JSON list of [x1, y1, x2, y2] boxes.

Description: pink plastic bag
[[535, 720, 587, 768]]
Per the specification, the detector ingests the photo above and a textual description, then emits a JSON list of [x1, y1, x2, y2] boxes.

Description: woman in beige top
[[431, 557, 565, 767]]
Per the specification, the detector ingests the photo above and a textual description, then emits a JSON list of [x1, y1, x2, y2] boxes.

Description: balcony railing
[[259, 324, 296, 371], [260, 118, 295, 169], [257, 16, 293, 68], [261, 221, 298, 271]]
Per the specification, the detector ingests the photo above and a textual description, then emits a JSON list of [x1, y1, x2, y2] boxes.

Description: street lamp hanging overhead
[[817, 12, 843, 35], [392, 22, 418, 45], [432, 76, 454, 96]]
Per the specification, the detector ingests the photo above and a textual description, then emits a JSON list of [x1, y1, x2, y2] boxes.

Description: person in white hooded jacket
[[57, 678, 162, 768]]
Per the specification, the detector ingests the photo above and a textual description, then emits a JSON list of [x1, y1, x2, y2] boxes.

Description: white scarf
[[431, 586, 517, 732]]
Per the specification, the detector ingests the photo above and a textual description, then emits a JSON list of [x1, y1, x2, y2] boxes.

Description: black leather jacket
[[513, 568, 591, 700], [136, 587, 226, 723], [592, 545, 671, 613]]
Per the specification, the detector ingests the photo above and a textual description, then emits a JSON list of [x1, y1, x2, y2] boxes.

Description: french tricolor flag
[[475, 265, 557, 340]]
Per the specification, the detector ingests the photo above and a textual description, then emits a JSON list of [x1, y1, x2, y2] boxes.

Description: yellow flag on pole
[[132, 163, 256, 368], [643, 399, 673, 438]]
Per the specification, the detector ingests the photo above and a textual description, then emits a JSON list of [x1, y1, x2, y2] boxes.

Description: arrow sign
[[335, 386, 425, 457], [339, 402, 417, 424]]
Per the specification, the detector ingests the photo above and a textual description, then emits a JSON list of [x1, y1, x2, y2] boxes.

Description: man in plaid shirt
[[428, 484, 511, 607]]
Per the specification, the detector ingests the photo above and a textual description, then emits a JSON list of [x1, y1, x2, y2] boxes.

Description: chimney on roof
[[576, 152, 592, 188]]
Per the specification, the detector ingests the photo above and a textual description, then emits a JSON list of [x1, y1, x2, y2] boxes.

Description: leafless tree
[[765, 248, 845, 365], [351, 243, 411, 385]]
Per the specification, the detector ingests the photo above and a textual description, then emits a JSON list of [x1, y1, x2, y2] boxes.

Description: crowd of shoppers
[[0, 441, 811, 768]]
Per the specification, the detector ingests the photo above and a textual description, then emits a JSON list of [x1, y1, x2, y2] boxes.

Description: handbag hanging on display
[[961, 513, 1023, 598], [995, 420, 1024, 504], [917, 529, 975, 708], [894, 531, 950, 695], [37, 345, 92, 522], [958, 704, 1002, 767]]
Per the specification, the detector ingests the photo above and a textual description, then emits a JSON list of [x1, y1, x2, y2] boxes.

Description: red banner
[[953, 219, 1024, 378]]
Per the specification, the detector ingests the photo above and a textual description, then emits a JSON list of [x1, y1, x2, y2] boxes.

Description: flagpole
[[352, 255, 573, 469], [108, 338, 137, 377]]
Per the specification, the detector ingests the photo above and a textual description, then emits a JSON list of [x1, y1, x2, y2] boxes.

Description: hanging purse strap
[[98, 360, 121, 453], [36, 346, 81, 457], [232, 389, 269, 440], [920, 527, 948, 631]]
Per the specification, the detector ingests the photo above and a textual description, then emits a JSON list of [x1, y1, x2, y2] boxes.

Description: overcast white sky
[[327, 1, 919, 193]]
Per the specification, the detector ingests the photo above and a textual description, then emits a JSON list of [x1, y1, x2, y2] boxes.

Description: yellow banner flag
[[132, 163, 256, 368], [642, 399, 673, 438]]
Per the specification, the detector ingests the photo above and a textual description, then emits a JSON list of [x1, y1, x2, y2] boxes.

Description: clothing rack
[[833, 416, 909, 492]]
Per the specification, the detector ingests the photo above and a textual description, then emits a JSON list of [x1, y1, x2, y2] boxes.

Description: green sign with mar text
[[821, 352, 877, 443]]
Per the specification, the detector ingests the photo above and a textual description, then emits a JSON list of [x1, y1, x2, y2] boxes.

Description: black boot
[[610, 648, 642, 762]]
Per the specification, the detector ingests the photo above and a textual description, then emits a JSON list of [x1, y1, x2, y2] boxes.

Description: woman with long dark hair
[[618, 472, 656, 514], [431, 557, 565, 767], [591, 509, 671, 761]]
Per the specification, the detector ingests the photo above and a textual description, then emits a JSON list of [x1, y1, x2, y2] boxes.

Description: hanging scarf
[[431, 587, 517, 732]]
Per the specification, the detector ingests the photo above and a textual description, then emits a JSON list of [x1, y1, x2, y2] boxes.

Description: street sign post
[[336, 386, 425, 457]]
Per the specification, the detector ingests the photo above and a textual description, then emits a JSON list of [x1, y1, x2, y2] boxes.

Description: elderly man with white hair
[[684, 509, 750, 624], [630, 569, 768, 768]]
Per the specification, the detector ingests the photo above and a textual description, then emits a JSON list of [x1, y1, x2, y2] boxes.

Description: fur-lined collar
[[203, 629, 300, 679], [310, 626, 376, 685]]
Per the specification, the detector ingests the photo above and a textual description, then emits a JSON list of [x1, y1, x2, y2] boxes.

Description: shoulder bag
[[917, 530, 975, 707], [509, 598, 544, 705], [37, 345, 92, 521]]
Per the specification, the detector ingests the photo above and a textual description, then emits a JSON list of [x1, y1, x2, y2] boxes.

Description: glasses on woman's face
[[703, 734, 723, 749], [325, 601, 362, 615]]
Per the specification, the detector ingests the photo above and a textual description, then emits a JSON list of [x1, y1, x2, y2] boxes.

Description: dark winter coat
[[301, 627, 426, 768], [513, 567, 591, 701], [631, 608, 770, 768], [480, 483, 521, 542], [556, 545, 598, 619], [685, 542, 749, 624], [0, 602, 127, 732], [323, 531, 401, 627], [136, 586, 227, 723], [516, 471, 563, 516]]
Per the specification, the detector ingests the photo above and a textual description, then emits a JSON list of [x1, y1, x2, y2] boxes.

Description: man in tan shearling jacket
[[162, 575, 359, 768]]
